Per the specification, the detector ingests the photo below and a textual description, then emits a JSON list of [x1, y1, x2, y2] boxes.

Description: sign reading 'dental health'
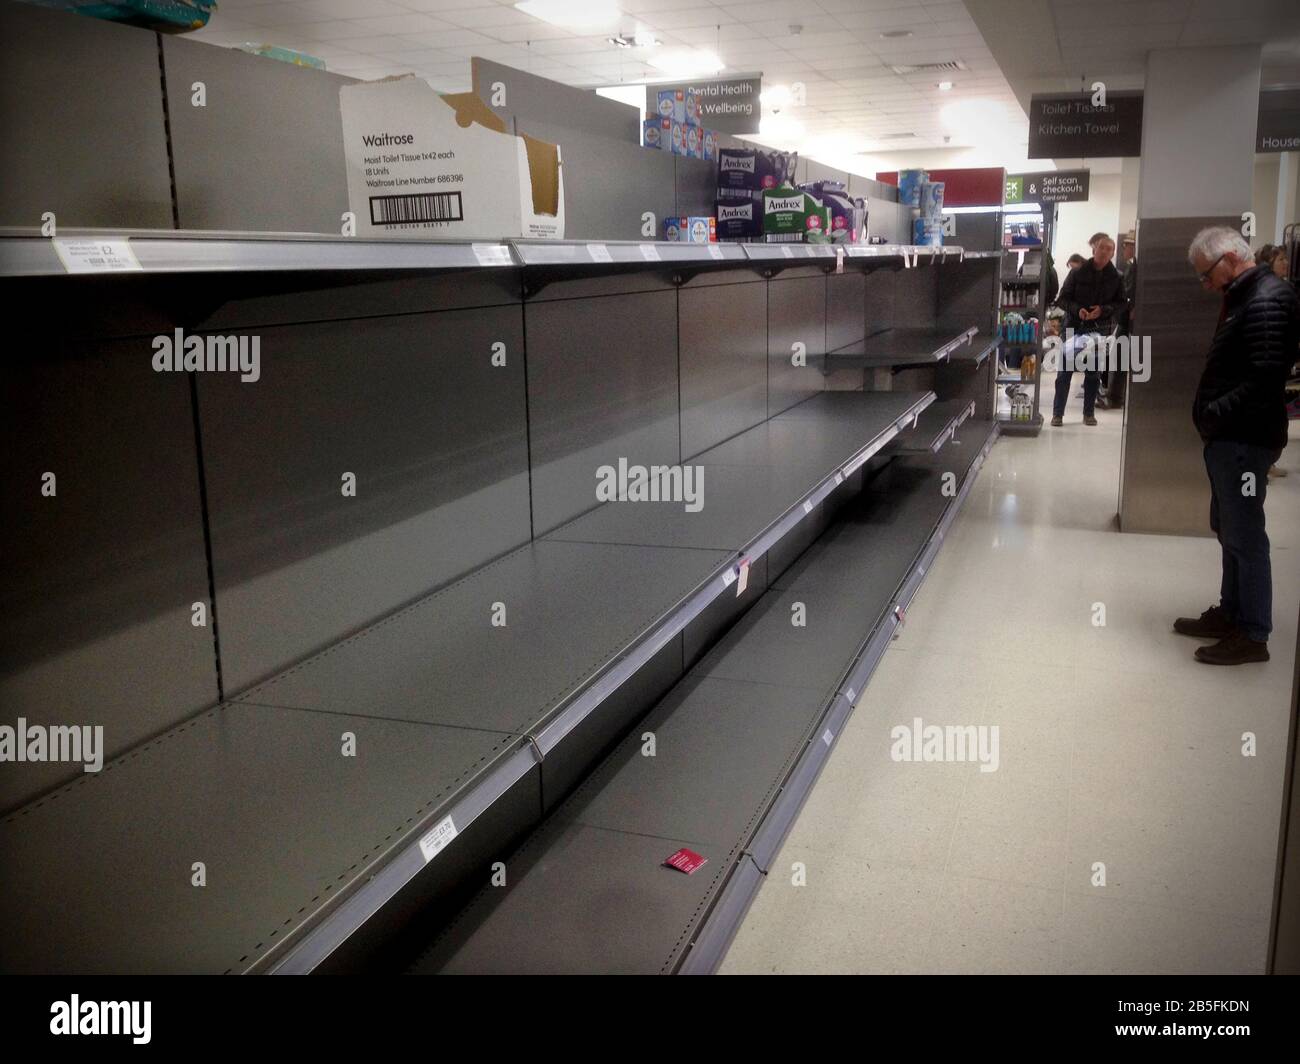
[[659, 76, 762, 134], [1028, 91, 1144, 158], [1005, 170, 1091, 204]]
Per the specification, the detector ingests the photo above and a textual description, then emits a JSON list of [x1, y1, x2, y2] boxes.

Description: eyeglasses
[[1198, 253, 1227, 283]]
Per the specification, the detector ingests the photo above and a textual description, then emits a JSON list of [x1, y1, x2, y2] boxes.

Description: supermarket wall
[[1053, 173, 1123, 263]]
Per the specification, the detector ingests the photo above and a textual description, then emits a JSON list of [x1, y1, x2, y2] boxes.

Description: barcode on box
[[370, 191, 464, 225]]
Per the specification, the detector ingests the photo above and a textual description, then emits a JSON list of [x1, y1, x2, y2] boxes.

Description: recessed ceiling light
[[647, 49, 724, 78], [938, 80, 953, 91], [608, 33, 658, 48], [881, 29, 913, 39]]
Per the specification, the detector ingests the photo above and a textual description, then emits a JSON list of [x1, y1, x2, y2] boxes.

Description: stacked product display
[[713, 147, 868, 245], [899, 168, 946, 246], [644, 88, 719, 162]]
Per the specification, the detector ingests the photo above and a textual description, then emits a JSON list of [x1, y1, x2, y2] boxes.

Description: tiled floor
[[721, 379, 1299, 975]]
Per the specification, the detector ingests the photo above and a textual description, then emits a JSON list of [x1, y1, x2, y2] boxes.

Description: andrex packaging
[[717, 147, 798, 193], [715, 197, 761, 240], [763, 187, 831, 241], [800, 180, 867, 243]]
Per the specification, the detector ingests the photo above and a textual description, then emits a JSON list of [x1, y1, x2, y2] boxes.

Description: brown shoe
[[1050, 416, 1063, 426], [1195, 632, 1269, 665], [1174, 605, 1237, 638], [1084, 415, 1098, 426]]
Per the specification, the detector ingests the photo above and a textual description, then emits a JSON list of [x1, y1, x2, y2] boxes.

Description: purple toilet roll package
[[717, 147, 798, 193], [715, 195, 763, 240], [799, 180, 867, 243]]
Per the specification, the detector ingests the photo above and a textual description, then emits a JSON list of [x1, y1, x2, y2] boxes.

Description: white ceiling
[[967, 0, 1300, 110], [188, 0, 1023, 155]]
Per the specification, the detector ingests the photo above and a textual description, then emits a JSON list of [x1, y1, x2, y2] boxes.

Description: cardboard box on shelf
[[685, 87, 701, 127], [684, 124, 703, 159], [664, 216, 717, 243], [657, 88, 686, 124], [644, 116, 670, 150], [339, 75, 564, 239]]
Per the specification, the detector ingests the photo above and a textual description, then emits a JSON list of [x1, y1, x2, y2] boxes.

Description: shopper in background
[[1100, 231, 1138, 410], [1256, 243, 1288, 279], [1051, 234, 1124, 426], [1176, 226, 1298, 665], [1043, 249, 1060, 307]]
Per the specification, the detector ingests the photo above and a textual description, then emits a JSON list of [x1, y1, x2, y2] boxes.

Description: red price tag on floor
[[664, 848, 708, 874]]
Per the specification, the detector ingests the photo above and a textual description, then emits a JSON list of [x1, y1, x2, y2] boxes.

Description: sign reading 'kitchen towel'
[[658, 76, 762, 134], [1028, 91, 1144, 158]]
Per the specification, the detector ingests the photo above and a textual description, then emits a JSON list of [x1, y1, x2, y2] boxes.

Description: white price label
[[735, 560, 750, 596], [803, 499, 813, 514], [708, 244, 724, 260], [780, 246, 794, 259], [51, 238, 142, 274], [846, 688, 856, 704], [418, 815, 458, 863], [722, 568, 737, 588], [834, 472, 843, 485], [835, 247, 845, 273], [588, 243, 612, 263], [822, 729, 834, 746], [471, 243, 512, 266], [639, 243, 661, 261]]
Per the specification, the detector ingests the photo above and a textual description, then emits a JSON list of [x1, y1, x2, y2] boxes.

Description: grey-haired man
[[1175, 227, 1297, 665]]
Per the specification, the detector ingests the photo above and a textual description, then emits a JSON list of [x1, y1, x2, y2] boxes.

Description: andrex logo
[[718, 203, 754, 222], [50, 996, 151, 1045], [765, 195, 804, 213]]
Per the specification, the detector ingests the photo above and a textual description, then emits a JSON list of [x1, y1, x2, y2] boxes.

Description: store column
[[1119, 45, 1262, 535]]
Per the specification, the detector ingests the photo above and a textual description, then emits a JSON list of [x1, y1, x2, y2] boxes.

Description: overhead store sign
[[1257, 89, 1300, 152], [659, 76, 761, 134], [1005, 170, 1090, 204], [1027, 92, 1144, 158]]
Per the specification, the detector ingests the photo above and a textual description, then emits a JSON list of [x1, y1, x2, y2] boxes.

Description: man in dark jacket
[[1175, 226, 1298, 665], [1051, 233, 1125, 426]]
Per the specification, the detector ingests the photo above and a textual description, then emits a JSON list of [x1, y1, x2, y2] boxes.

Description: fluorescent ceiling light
[[515, 0, 622, 31], [761, 84, 792, 109], [937, 80, 953, 91], [758, 112, 804, 146], [647, 49, 724, 78]]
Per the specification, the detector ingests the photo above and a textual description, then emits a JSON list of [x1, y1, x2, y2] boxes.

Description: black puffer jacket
[[1193, 263, 1298, 450], [1057, 258, 1125, 333]]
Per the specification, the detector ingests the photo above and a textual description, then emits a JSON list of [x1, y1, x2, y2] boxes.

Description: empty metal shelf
[[894, 398, 977, 453], [0, 702, 521, 974], [824, 326, 979, 369], [408, 419, 999, 975]]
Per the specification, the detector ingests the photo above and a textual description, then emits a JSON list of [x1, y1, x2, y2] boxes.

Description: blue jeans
[[1052, 332, 1100, 418], [1204, 440, 1280, 641]]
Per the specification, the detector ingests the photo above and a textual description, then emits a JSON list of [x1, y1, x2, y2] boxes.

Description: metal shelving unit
[[0, 382, 936, 975], [408, 417, 999, 975], [996, 205, 1054, 436]]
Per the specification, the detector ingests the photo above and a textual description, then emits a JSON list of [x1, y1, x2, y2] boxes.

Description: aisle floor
[[721, 381, 1300, 974]]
